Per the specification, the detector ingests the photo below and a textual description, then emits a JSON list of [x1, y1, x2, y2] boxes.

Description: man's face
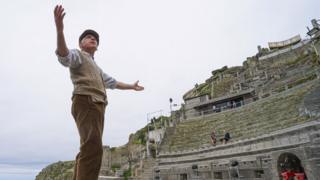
[[79, 34, 98, 51]]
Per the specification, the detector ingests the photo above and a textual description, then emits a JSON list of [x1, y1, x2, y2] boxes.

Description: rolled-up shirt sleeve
[[56, 49, 82, 68], [101, 72, 117, 89]]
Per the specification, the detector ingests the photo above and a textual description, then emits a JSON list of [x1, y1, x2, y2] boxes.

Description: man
[[54, 5, 144, 180]]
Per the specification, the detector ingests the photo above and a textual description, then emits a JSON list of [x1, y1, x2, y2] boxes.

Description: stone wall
[[157, 74, 320, 179], [181, 37, 319, 122], [99, 143, 146, 177], [155, 121, 320, 180], [160, 80, 319, 153]]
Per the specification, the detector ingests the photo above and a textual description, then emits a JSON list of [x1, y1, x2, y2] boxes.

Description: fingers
[[54, 5, 61, 17], [54, 5, 65, 19], [135, 85, 144, 91], [58, 7, 65, 18], [61, 12, 66, 19], [54, 5, 65, 32], [54, 5, 58, 16], [133, 80, 144, 91]]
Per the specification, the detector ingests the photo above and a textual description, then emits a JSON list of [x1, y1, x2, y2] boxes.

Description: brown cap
[[79, 29, 99, 45]]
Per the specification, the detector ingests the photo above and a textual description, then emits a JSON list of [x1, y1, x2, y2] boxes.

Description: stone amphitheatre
[[36, 19, 320, 180]]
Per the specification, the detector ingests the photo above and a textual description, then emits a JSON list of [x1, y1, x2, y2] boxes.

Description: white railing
[[259, 39, 311, 60]]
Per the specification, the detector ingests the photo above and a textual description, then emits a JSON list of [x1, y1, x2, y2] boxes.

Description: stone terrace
[[159, 80, 319, 154]]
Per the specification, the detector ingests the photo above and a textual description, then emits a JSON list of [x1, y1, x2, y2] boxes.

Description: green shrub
[[111, 164, 121, 172], [123, 167, 132, 180]]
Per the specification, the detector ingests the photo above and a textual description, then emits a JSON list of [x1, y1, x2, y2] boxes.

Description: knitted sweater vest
[[69, 50, 107, 103]]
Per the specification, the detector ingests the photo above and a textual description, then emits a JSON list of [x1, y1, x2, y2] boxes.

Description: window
[[180, 174, 187, 180], [254, 170, 264, 178], [214, 172, 223, 179]]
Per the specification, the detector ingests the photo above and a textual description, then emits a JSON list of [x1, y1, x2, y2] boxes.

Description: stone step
[[308, 158, 320, 166], [159, 83, 313, 153], [135, 158, 156, 180], [310, 151, 320, 158]]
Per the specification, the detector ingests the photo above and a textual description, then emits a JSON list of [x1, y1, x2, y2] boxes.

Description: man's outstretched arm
[[54, 5, 68, 57], [100, 70, 144, 91], [115, 81, 144, 91]]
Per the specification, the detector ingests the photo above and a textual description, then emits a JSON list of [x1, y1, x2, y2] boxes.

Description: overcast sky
[[0, 0, 319, 165]]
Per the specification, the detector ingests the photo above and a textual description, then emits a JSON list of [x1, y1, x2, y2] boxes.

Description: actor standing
[[54, 5, 144, 180]]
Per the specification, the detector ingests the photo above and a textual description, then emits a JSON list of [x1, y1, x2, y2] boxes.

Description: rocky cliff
[[35, 161, 74, 180]]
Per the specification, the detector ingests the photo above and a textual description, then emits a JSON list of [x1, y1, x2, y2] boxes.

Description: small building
[[183, 89, 255, 119]]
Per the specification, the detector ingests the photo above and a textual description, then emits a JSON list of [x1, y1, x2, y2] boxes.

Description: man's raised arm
[[54, 5, 68, 57]]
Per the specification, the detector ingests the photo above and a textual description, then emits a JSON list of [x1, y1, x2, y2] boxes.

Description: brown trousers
[[71, 95, 106, 180]]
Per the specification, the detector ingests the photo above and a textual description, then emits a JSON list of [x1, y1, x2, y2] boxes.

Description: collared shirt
[[56, 49, 117, 89]]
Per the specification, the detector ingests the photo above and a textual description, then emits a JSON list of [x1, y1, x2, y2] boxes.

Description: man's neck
[[81, 49, 95, 58]]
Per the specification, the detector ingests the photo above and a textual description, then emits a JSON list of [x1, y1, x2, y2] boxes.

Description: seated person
[[220, 130, 231, 144]]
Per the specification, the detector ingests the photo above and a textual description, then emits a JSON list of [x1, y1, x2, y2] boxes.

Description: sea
[[0, 162, 50, 180]]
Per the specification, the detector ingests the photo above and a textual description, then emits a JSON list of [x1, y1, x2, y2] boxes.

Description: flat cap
[[79, 29, 99, 45]]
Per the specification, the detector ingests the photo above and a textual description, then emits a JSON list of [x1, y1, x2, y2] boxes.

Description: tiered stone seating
[[160, 81, 318, 153]]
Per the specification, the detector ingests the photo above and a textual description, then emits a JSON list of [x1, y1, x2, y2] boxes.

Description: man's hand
[[54, 5, 66, 33], [133, 80, 144, 91]]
